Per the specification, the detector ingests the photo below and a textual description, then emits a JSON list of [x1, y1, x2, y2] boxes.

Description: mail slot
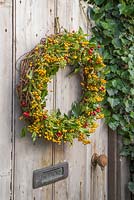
[[33, 162, 69, 189]]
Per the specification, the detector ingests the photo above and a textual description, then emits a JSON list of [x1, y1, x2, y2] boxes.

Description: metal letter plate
[[33, 162, 68, 189]]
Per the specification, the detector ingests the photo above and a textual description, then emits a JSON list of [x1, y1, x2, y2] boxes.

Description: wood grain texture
[[90, 120, 108, 200], [108, 129, 118, 200], [14, 0, 108, 200], [118, 135, 131, 200], [54, 1, 87, 200], [0, 1, 12, 200], [14, 0, 55, 199]]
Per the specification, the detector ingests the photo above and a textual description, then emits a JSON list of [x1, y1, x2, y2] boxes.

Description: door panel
[[14, 1, 55, 199], [14, 0, 108, 199], [0, 1, 13, 199]]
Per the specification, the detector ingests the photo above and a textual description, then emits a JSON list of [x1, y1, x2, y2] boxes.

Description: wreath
[[17, 28, 106, 145]]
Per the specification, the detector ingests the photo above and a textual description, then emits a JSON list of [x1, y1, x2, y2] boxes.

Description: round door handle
[[91, 153, 108, 170]]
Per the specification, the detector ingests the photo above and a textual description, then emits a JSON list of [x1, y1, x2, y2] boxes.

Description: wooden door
[[0, 0, 109, 199]]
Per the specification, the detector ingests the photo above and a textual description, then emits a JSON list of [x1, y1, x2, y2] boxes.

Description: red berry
[[64, 56, 68, 61], [21, 101, 27, 107], [100, 86, 105, 91], [83, 122, 88, 128], [98, 44, 101, 48], [96, 108, 101, 113], [88, 48, 94, 55], [90, 111, 93, 116], [93, 111, 96, 115], [43, 115, 47, 120], [56, 131, 62, 137], [23, 111, 30, 118], [88, 59, 92, 63], [91, 111, 96, 116]]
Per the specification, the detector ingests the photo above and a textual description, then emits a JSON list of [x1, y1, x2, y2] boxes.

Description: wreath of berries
[[17, 28, 106, 145]]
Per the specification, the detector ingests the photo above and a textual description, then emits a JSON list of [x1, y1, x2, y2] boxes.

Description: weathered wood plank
[[54, 1, 89, 200], [90, 120, 108, 200], [108, 130, 131, 200], [14, 0, 55, 199], [108, 129, 118, 200], [117, 135, 131, 200], [0, 1, 12, 200]]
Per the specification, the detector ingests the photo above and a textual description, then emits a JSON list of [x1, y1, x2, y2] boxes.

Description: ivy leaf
[[100, 21, 110, 30], [108, 120, 119, 131], [94, 0, 105, 6], [112, 114, 121, 121], [111, 79, 124, 90], [130, 112, 134, 119], [128, 182, 134, 194], [130, 88, 134, 95], [118, 4, 134, 17], [120, 147, 130, 156], [103, 109, 111, 117], [112, 38, 122, 48], [124, 100, 133, 112], [104, 2, 114, 11], [123, 138, 131, 145], [107, 89, 118, 96], [107, 97, 120, 108]]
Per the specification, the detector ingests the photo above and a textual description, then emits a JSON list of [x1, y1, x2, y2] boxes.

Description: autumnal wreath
[[17, 28, 106, 145]]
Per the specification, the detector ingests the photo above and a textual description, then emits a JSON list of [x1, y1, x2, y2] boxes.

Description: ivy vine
[[84, 0, 134, 195]]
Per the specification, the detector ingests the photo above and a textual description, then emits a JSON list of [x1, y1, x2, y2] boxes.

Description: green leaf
[[123, 137, 131, 145], [118, 4, 134, 17], [71, 102, 82, 118], [32, 132, 37, 142], [22, 86, 28, 92], [100, 21, 110, 30], [107, 97, 120, 108], [130, 111, 134, 119], [112, 114, 120, 121], [107, 89, 118, 96], [108, 120, 119, 130], [26, 70, 33, 79], [103, 109, 111, 117], [104, 2, 114, 10], [111, 79, 124, 90], [21, 127, 27, 137], [112, 38, 122, 48], [78, 27, 84, 34], [124, 100, 133, 112], [60, 60, 66, 68], [74, 67, 80, 74], [28, 83, 32, 92], [120, 148, 130, 156], [128, 182, 134, 194], [94, 0, 105, 6], [79, 128, 89, 133], [41, 90, 47, 100]]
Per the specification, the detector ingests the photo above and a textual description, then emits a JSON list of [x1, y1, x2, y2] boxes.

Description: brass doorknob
[[91, 153, 108, 170]]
